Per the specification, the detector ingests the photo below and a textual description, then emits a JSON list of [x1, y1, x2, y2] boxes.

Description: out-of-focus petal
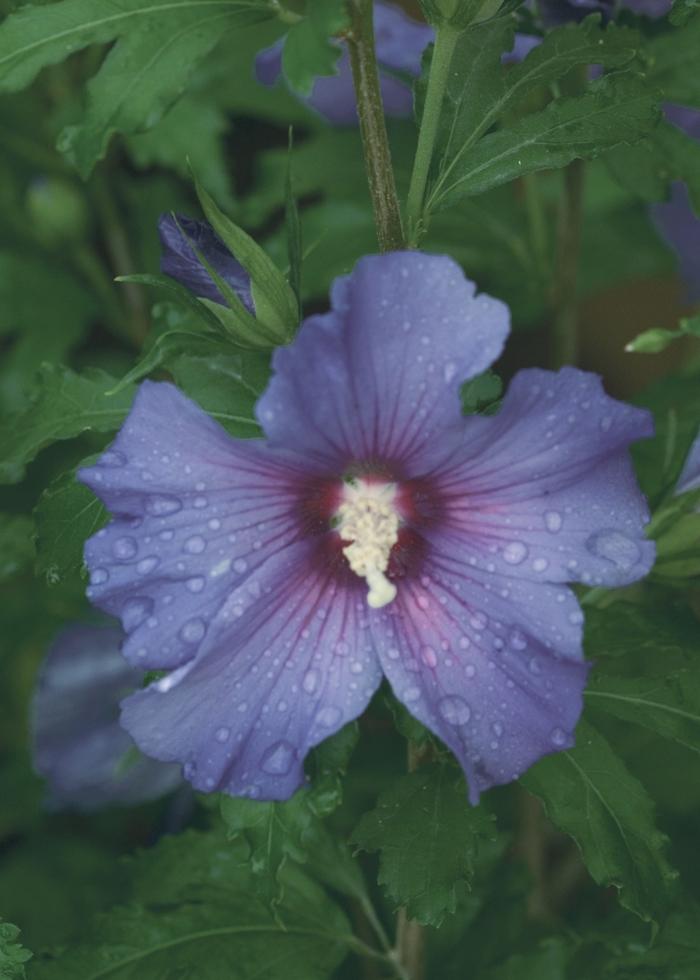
[[31, 625, 180, 810], [652, 183, 700, 303], [257, 252, 509, 470], [373, 2, 434, 77], [78, 382, 312, 671], [121, 543, 381, 800], [370, 556, 589, 802], [158, 213, 253, 310], [426, 367, 655, 588], [676, 430, 700, 496]]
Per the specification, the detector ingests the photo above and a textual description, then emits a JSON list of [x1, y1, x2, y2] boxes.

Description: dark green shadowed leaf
[[285, 130, 303, 314], [351, 763, 497, 926], [34, 464, 108, 586], [521, 719, 678, 927], [585, 603, 700, 754], [0, 515, 34, 583], [30, 831, 353, 980], [0, 365, 134, 485]]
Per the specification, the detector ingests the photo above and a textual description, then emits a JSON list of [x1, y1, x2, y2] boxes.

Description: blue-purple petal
[[158, 213, 253, 310], [257, 251, 509, 469], [31, 625, 181, 810], [121, 543, 382, 800]]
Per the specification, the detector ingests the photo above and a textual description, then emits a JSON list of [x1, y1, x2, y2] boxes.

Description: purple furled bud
[[158, 213, 254, 311]]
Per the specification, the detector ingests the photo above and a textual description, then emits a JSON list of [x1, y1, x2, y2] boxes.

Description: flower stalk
[[550, 158, 585, 368], [347, 0, 405, 251], [406, 22, 459, 245]]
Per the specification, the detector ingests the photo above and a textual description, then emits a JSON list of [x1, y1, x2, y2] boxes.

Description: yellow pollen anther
[[336, 481, 399, 609]]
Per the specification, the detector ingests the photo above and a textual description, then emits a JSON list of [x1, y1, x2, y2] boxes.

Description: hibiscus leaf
[[605, 121, 700, 213], [170, 351, 268, 437], [31, 831, 352, 980], [647, 11, 700, 106], [0, 0, 273, 178], [282, 0, 348, 96], [521, 719, 678, 927], [351, 763, 497, 926], [34, 464, 108, 586], [220, 723, 360, 906], [0, 365, 134, 485], [431, 74, 659, 209]]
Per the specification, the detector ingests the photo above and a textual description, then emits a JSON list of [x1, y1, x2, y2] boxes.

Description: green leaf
[[115, 272, 234, 337], [0, 251, 97, 412], [487, 938, 570, 980], [31, 831, 352, 980], [427, 17, 647, 211], [351, 763, 497, 926], [34, 464, 108, 585], [606, 121, 700, 213], [632, 374, 700, 501], [603, 903, 700, 979], [648, 12, 700, 107], [125, 96, 234, 210], [282, 0, 347, 96], [461, 369, 503, 414], [220, 724, 359, 905], [0, 918, 31, 980], [0, 514, 34, 583], [170, 350, 268, 437], [285, 130, 302, 313], [671, 0, 700, 25], [0, 0, 272, 177], [521, 719, 678, 926], [625, 314, 700, 354], [0, 365, 134, 485], [432, 74, 659, 208]]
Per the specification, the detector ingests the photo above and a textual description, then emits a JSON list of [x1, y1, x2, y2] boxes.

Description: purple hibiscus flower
[[158, 213, 254, 311], [651, 106, 700, 303], [256, 2, 434, 126], [78, 252, 654, 804], [31, 625, 181, 810]]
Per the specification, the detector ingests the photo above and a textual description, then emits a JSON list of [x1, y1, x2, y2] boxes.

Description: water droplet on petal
[[509, 629, 527, 651], [233, 558, 248, 574], [585, 530, 641, 571], [186, 576, 205, 593], [180, 618, 206, 643], [137, 556, 160, 575], [550, 727, 568, 747], [421, 645, 438, 668], [215, 726, 230, 743], [532, 558, 548, 573], [492, 721, 503, 737], [90, 567, 109, 585], [443, 361, 457, 384], [114, 536, 138, 560], [568, 609, 584, 625], [261, 740, 296, 775], [402, 686, 421, 703], [100, 449, 126, 467], [470, 612, 488, 631], [122, 596, 153, 631], [528, 657, 542, 675], [316, 705, 342, 728], [503, 541, 528, 565], [438, 695, 471, 726], [184, 535, 206, 555], [303, 669, 320, 694], [146, 494, 182, 517], [544, 511, 562, 533], [465, 664, 476, 678]]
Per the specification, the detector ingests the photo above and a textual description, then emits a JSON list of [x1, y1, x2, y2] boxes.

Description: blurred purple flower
[[651, 106, 700, 303], [675, 431, 700, 497], [158, 213, 253, 311], [256, 2, 434, 125], [31, 625, 181, 811], [79, 252, 653, 804]]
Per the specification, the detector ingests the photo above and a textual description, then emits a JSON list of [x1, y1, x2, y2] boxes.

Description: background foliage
[[0, 0, 699, 977]]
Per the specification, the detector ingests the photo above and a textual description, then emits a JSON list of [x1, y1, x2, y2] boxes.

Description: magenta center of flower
[[334, 477, 400, 609]]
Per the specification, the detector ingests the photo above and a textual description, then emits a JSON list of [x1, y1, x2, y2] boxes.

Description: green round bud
[[26, 177, 90, 247]]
